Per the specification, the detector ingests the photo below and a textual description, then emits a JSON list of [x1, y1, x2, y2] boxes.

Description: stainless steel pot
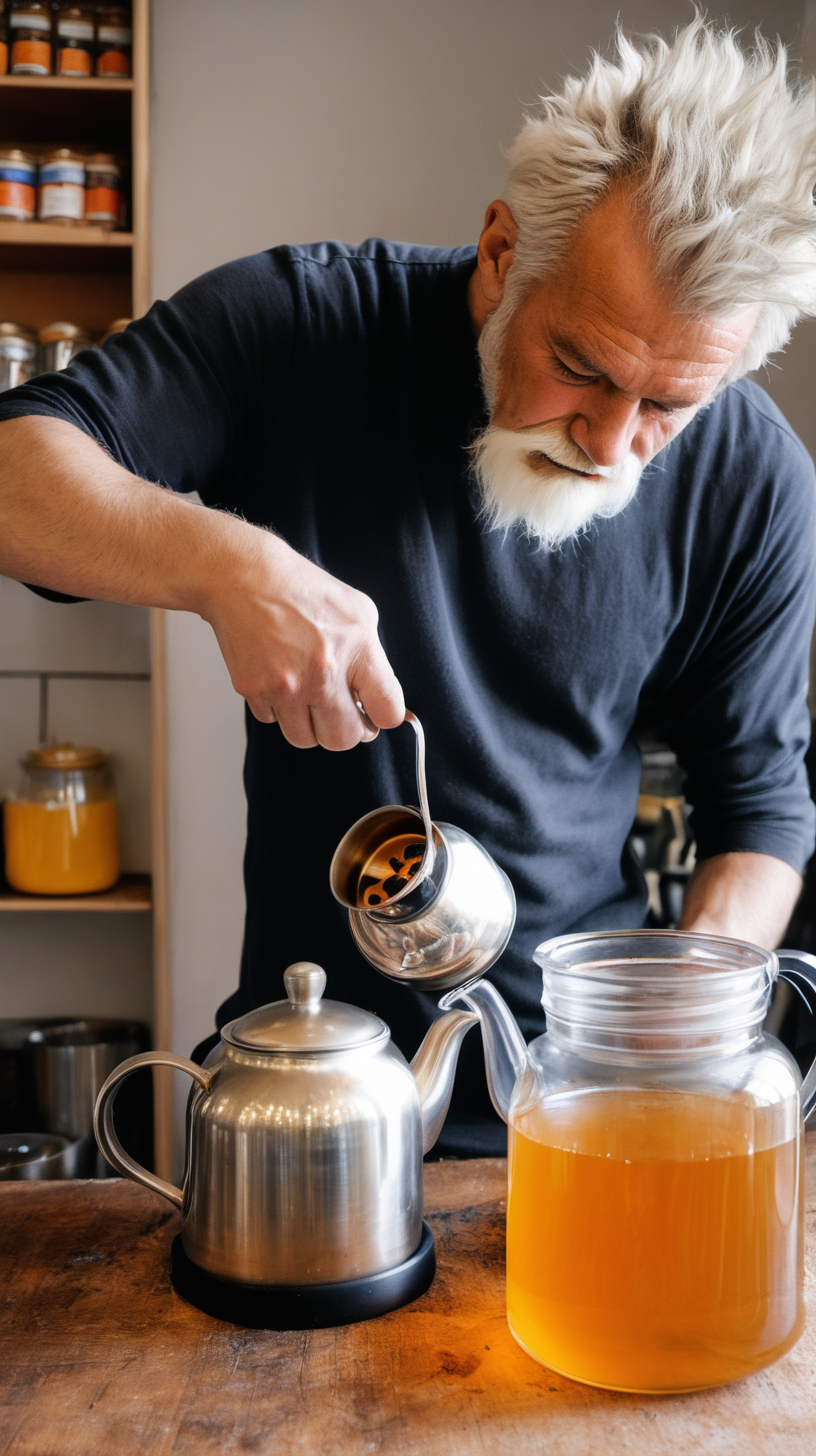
[[94, 962, 476, 1326], [29, 1018, 148, 1177], [0, 1131, 84, 1180]]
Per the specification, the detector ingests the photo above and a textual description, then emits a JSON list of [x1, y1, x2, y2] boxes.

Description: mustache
[[507, 423, 631, 481]]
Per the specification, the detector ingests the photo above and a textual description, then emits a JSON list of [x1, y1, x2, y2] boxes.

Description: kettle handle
[[93, 1050, 212, 1209], [776, 950, 816, 1122]]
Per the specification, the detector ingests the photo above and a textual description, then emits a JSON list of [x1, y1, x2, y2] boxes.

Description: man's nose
[[569, 393, 641, 468]]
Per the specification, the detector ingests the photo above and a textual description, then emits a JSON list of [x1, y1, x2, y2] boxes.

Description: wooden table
[[1, 1143, 814, 1456]]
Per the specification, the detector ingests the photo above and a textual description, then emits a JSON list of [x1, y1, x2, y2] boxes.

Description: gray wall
[[148, 0, 815, 1119]]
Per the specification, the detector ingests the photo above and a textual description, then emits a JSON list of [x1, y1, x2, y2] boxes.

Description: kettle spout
[[411, 1008, 478, 1155], [439, 978, 528, 1123]]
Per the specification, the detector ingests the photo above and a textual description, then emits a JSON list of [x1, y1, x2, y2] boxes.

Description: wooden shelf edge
[[0, 76, 132, 92], [0, 222, 132, 247], [0, 872, 152, 911]]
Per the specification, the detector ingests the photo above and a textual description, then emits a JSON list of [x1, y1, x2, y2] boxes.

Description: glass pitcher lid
[[224, 962, 387, 1053]]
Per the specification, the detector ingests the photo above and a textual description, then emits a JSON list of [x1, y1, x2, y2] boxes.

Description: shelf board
[[0, 221, 131, 248], [0, 873, 152, 912], [0, 76, 132, 92]]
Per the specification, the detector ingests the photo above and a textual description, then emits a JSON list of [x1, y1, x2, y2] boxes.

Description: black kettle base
[[170, 1221, 436, 1330]]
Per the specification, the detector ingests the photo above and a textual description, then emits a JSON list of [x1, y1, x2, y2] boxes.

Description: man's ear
[[476, 201, 518, 307]]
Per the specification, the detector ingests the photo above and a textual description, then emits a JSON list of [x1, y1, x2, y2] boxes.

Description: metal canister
[[0, 321, 37, 391], [99, 316, 131, 345], [37, 320, 92, 373], [0, 148, 36, 221], [38, 148, 85, 224], [84, 152, 122, 229]]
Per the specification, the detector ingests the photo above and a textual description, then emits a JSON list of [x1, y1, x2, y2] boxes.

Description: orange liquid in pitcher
[[3, 797, 120, 894], [507, 1089, 804, 1392]]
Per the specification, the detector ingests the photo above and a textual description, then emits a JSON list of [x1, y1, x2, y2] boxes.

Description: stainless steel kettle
[[94, 961, 476, 1328], [330, 712, 516, 990]]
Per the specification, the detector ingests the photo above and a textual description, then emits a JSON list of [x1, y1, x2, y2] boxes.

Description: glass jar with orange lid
[[3, 744, 120, 895]]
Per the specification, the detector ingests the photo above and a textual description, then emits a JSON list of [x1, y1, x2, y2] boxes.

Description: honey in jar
[[3, 744, 120, 894], [507, 1087, 804, 1393]]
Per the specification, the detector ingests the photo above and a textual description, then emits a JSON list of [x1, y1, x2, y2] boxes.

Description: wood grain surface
[[0, 1144, 814, 1456]]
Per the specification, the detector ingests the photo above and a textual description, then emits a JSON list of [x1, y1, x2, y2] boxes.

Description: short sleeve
[[0, 249, 297, 505], [654, 398, 816, 873]]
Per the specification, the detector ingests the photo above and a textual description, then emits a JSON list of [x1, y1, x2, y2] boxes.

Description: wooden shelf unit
[[0, 4, 170, 1170], [0, 872, 151, 912]]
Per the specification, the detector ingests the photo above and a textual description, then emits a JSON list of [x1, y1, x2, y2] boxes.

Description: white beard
[[472, 294, 643, 550]]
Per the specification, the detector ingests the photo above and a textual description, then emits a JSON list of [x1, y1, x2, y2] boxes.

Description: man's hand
[[0, 416, 404, 750], [679, 851, 802, 949], [202, 530, 404, 749]]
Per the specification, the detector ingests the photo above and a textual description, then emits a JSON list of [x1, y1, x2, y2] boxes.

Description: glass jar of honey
[[3, 744, 120, 895]]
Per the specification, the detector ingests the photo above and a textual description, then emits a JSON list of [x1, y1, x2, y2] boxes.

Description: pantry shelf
[[0, 873, 152, 912], [0, 221, 132, 247], [0, 77, 132, 93]]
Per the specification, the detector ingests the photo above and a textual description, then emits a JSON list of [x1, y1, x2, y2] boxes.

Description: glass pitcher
[[446, 930, 816, 1393]]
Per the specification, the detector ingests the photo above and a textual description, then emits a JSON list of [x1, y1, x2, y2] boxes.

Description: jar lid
[[0, 149, 35, 166], [42, 149, 83, 164], [0, 321, 36, 342], [38, 321, 90, 344], [84, 153, 118, 166], [225, 963, 387, 1053], [24, 743, 108, 770]]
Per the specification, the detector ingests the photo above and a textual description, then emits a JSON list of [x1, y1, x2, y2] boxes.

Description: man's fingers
[[352, 643, 405, 731], [272, 703, 319, 749]]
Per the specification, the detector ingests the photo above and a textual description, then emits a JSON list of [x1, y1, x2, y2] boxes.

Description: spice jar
[[0, 321, 37, 391], [54, 1, 94, 76], [95, 2, 130, 77], [0, 148, 36, 221], [38, 320, 92, 373], [9, 1, 52, 75], [37, 149, 85, 224], [84, 152, 122, 229], [3, 744, 120, 895], [0, 3, 9, 75]]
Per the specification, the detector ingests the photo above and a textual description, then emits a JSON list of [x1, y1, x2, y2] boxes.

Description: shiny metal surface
[[95, 965, 474, 1288], [341, 815, 516, 991], [330, 710, 516, 992], [0, 1131, 85, 1180]]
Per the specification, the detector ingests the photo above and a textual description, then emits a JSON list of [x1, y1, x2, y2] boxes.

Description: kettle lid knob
[[284, 963, 327, 1007]]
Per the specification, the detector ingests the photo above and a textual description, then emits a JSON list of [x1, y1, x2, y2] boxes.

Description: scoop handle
[[776, 950, 816, 1121], [355, 705, 436, 871], [93, 1051, 212, 1208]]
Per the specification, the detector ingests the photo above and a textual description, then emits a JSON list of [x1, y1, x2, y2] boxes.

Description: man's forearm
[[0, 415, 256, 613], [678, 850, 802, 948], [0, 415, 404, 747]]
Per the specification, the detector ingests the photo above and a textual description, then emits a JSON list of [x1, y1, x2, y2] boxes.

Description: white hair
[[501, 14, 816, 380]]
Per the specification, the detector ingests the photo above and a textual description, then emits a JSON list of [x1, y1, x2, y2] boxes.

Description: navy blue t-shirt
[[2, 239, 815, 1155]]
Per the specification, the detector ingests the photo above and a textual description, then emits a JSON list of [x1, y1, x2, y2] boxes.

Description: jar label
[[97, 26, 131, 44], [56, 46, 92, 74], [0, 179, 36, 218], [39, 183, 85, 221], [0, 41, 8, 75], [57, 20, 94, 41], [85, 186, 122, 224], [9, 14, 52, 31], [96, 49, 130, 76], [40, 162, 85, 186], [10, 38, 51, 73]]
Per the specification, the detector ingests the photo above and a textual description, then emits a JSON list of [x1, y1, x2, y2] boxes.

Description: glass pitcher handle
[[776, 949, 816, 1122]]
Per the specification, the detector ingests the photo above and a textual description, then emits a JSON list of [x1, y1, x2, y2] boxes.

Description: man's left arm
[[657, 395, 816, 948], [679, 850, 802, 948]]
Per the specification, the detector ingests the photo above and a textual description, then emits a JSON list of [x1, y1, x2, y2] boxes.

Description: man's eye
[[553, 359, 597, 385]]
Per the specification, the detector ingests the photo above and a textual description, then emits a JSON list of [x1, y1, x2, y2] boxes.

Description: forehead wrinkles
[[549, 283, 747, 400]]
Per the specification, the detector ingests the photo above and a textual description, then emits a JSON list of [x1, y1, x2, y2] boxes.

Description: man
[[1, 19, 815, 1153]]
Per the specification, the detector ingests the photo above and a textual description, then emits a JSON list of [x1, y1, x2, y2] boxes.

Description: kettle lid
[[224, 963, 387, 1052]]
